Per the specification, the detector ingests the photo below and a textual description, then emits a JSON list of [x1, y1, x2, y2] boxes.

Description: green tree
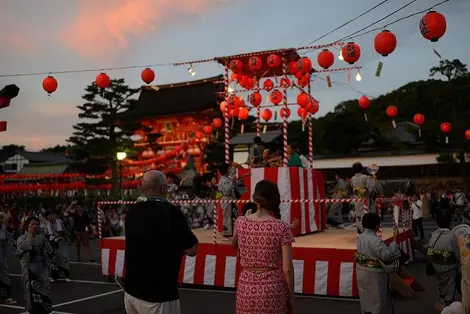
[[0, 144, 25, 152], [67, 79, 139, 198], [41, 145, 70, 154]]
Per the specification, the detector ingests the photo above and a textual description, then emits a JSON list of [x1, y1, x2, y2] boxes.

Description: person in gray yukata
[[427, 210, 459, 309], [17, 216, 53, 314], [350, 162, 370, 233], [355, 213, 401, 314], [328, 173, 350, 228]]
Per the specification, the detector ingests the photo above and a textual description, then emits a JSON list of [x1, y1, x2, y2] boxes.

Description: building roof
[[229, 131, 282, 145], [115, 75, 224, 122], [0, 150, 76, 164], [18, 163, 70, 175]]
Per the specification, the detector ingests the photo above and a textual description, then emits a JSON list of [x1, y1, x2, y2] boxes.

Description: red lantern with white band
[[440, 122, 452, 144], [413, 113, 425, 138], [358, 96, 370, 121], [386, 105, 398, 128]]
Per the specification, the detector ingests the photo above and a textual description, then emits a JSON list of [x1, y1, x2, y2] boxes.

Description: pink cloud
[[60, 0, 228, 59]]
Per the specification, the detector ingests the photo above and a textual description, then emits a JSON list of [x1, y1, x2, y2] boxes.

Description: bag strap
[[430, 230, 445, 249]]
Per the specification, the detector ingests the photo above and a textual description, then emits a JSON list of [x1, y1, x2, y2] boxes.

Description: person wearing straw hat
[[124, 170, 198, 314]]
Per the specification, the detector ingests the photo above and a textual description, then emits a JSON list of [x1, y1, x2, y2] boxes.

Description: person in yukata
[[355, 213, 401, 314], [17, 216, 53, 314], [350, 162, 370, 234], [44, 210, 72, 283], [451, 224, 470, 314], [248, 136, 264, 167], [328, 173, 349, 228], [427, 210, 459, 310], [287, 144, 303, 167], [365, 172, 382, 215], [218, 163, 250, 240], [0, 212, 17, 305]]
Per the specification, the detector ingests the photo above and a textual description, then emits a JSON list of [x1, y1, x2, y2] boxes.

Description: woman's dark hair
[[252, 180, 281, 219], [23, 216, 40, 231], [362, 213, 381, 230], [253, 136, 262, 145], [352, 162, 363, 174], [242, 202, 258, 215], [219, 163, 230, 176], [436, 209, 452, 229]]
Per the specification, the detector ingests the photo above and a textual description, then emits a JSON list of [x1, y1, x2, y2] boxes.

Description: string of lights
[[340, 0, 452, 42], [303, 0, 391, 46], [333, 0, 419, 44], [311, 74, 373, 98]]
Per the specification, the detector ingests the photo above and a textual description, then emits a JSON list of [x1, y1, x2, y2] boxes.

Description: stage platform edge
[[100, 228, 412, 298]]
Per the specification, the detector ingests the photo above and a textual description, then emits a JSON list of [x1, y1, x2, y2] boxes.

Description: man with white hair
[[124, 170, 198, 314]]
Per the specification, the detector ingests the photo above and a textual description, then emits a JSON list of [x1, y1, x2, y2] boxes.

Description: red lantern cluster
[[374, 30, 397, 57], [420, 11, 446, 42]]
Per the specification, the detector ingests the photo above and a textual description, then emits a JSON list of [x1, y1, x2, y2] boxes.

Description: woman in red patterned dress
[[232, 180, 295, 314]]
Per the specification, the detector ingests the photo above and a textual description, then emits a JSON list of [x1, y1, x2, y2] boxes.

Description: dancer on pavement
[[17, 216, 53, 314], [233, 180, 295, 314], [124, 170, 198, 314]]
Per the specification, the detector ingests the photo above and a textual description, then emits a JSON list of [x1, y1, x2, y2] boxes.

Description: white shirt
[[442, 302, 462, 314], [411, 200, 423, 220], [299, 155, 309, 168]]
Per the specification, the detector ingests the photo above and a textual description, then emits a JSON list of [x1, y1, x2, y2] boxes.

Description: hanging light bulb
[[355, 72, 362, 82], [188, 64, 196, 77], [338, 50, 344, 61]]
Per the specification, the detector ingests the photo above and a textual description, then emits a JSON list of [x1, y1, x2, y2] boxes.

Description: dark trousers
[[412, 217, 424, 240]]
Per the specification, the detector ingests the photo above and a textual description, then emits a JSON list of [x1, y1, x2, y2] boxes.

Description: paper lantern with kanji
[[341, 42, 361, 64], [280, 108, 291, 119], [267, 54, 281, 68], [465, 129, 470, 140], [96, 73, 111, 89], [248, 56, 263, 71], [141, 68, 155, 84], [213, 118, 222, 128], [261, 109, 272, 121], [229, 59, 243, 73], [297, 93, 310, 107], [249, 92, 262, 107], [263, 79, 274, 92], [317, 49, 334, 69], [374, 30, 397, 57], [297, 57, 312, 74], [42, 76, 58, 94], [238, 107, 249, 120], [386, 105, 398, 128], [420, 11, 446, 42], [270, 90, 283, 105], [297, 107, 308, 119]]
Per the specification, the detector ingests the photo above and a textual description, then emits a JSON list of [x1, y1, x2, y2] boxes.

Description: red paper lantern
[[195, 131, 204, 139], [297, 107, 308, 119], [175, 145, 182, 153], [42, 76, 58, 94], [465, 129, 470, 140], [230, 72, 238, 82], [238, 107, 249, 120], [297, 74, 309, 88], [261, 109, 272, 122], [96, 73, 111, 89], [263, 79, 274, 92], [420, 11, 446, 42], [213, 118, 222, 128], [413, 113, 425, 126], [280, 108, 291, 119], [289, 61, 298, 75], [248, 56, 262, 71], [374, 30, 397, 57], [440, 122, 451, 133], [386, 105, 398, 118], [297, 57, 312, 74], [141, 68, 155, 84], [203, 125, 213, 135], [270, 90, 283, 105], [297, 93, 310, 107], [341, 42, 361, 65], [307, 101, 319, 114], [317, 49, 334, 69], [220, 101, 228, 113], [229, 107, 239, 118], [358, 96, 370, 110], [0, 121, 7, 132], [280, 77, 291, 88], [229, 59, 243, 73], [227, 95, 241, 107], [249, 92, 262, 107], [244, 77, 254, 90], [267, 54, 281, 68]]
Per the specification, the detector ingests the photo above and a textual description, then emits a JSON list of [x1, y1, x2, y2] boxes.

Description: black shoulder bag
[[426, 231, 444, 276]]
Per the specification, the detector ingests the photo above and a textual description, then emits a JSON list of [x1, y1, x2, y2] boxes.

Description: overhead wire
[[303, 0, 392, 46]]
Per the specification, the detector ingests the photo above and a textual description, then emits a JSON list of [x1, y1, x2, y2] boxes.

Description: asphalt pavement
[[0, 215, 459, 314]]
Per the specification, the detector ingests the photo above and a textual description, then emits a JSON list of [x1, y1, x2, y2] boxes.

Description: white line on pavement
[[52, 289, 123, 308], [10, 274, 115, 285], [0, 304, 75, 314]]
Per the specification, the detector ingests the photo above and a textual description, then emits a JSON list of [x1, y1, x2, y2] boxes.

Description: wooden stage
[[101, 227, 412, 298]]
